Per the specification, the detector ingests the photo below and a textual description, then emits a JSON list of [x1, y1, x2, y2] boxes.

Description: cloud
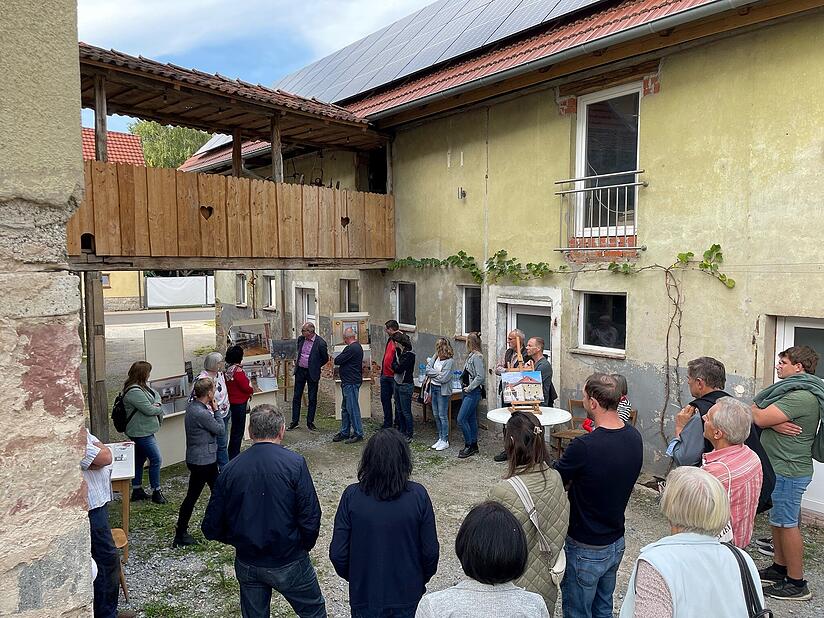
[[78, 0, 431, 59]]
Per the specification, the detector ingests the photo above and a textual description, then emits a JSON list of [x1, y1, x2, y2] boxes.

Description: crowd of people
[[82, 321, 823, 617]]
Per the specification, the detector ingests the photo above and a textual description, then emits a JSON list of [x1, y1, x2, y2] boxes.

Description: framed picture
[[228, 320, 272, 357], [501, 371, 544, 403]]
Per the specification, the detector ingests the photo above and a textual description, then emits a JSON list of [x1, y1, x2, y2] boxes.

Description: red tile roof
[[178, 139, 270, 172], [81, 127, 146, 165], [346, 0, 716, 117], [80, 42, 370, 127]]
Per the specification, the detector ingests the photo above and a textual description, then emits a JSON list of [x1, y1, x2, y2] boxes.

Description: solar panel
[[272, 0, 610, 105]]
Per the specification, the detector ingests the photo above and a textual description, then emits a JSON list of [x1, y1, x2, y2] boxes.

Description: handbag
[[506, 476, 565, 586], [722, 542, 773, 617]]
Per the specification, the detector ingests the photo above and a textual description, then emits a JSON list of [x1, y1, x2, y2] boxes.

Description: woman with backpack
[[488, 411, 568, 614], [122, 360, 167, 504]]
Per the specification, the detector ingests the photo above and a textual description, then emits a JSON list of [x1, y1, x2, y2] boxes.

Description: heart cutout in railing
[[341, 216, 350, 228], [200, 205, 214, 220]]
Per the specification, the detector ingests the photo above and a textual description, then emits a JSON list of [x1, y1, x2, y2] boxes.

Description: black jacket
[[691, 389, 775, 514], [201, 442, 321, 568], [391, 350, 416, 384], [295, 334, 329, 382], [335, 341, 364, 385]]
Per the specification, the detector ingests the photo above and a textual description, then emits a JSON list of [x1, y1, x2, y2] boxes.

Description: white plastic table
[[486, 406, 572, 429]]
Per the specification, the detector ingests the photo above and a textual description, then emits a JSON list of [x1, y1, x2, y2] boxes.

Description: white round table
[[487, 406, 572, 427]]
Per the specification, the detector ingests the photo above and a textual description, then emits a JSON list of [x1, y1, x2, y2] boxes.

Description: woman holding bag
[[425, 338, 454, 451], [457, 333, 485, 459], [489, 411, 568, 614]]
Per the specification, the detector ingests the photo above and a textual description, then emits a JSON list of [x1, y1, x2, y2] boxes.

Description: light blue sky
[[78, 0, 431, 133]]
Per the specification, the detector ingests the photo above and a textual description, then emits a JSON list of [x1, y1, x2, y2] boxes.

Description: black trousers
[[176, 462, 219, 533], [228, 402, 248, 460], [380, 375, 396, 427], [291, 366, 319, 425], [89, 504, 119, 617]]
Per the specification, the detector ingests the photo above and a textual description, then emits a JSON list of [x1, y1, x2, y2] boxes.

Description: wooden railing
[[67, 161, 395, 261]]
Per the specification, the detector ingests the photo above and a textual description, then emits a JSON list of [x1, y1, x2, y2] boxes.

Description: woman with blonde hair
[[425, 337, 454, 451], [457, 333, 485, 458], [489, 412, 568, 614], [122, 360, 166, 503], [620, 466, 766, 617]]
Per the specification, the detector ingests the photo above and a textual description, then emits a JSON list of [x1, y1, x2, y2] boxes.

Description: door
[[507, 305, 552, 363], [295, 288, 317, 330], [775, 317, 824, 515]]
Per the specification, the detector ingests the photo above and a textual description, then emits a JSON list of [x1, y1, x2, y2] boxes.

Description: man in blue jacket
[[289, 322, 329, 431], [202, 404, 326, 617], [333, 327, 365, 444]]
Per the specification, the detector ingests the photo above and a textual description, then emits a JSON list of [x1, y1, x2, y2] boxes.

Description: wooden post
[[232, 129, 242, 177], [94, 75, 108, 162], [84, 271, 109, 441], [270, 116, 284, 183], [385, 141, 393, 194]]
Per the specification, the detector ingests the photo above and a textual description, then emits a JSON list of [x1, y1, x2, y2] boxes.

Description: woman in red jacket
[[224, 345, 254, 460]]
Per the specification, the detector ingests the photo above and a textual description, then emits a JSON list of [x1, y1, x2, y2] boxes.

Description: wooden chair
[[111, 528, 129, 603], [551, 399, 588, 458], [628, 408, 638, 427]]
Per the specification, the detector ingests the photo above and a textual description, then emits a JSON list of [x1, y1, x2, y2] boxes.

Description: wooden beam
[[386, 141, 394, 194], [94, 75, 108, 162], [83, 271, 109, 441], [232, 129, 243, 177], [271, 116, 284, 183], [68, 255, 394, 271]]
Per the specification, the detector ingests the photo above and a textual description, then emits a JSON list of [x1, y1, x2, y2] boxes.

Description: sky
[[78, 0, 432, 132]]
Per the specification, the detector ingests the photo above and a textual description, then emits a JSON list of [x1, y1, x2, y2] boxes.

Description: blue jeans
[[235, 554, 326, 618], [394, 382, 414, 438], [130, 433, 162, 490], [430, 387, 450, 442], [89, 505, 119, 617], [380, 375, 396, 428], [216, 414, 229, 469], [340, 383, 363, 438], [457, 388, 481, 445], [561, 535, 625, 618], [770, 473, 812, 527]]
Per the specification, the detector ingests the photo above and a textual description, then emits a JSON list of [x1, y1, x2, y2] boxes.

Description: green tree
[[129, 120, 210, 168]]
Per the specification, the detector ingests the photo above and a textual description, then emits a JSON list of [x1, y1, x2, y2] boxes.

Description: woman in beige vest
[[489, 411, 569, 614]]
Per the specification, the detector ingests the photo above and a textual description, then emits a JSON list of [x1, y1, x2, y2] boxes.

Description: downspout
[[367, 0, 758, 122]]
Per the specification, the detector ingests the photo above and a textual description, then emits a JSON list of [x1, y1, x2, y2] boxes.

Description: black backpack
[[112, 385, 141, 433]]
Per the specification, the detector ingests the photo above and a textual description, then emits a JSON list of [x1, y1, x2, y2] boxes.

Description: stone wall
[[0, 1, 91, 615]]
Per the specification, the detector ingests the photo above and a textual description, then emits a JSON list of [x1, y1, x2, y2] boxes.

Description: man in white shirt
[[81, 431, 134, 618]]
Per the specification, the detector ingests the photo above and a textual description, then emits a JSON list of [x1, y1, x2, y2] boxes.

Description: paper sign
[[106, 441, 135, 481]]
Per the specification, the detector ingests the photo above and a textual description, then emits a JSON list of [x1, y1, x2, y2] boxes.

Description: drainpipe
[[366, 0, 758, 122]]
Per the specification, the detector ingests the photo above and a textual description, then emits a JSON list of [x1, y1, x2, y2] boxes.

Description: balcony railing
[[555, 170, 647, 256]]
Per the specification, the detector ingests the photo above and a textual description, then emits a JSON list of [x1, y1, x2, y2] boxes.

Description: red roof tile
[[81, 127, 146, 165], [346, 0, 715, 117], [178, 139, 270, 172]]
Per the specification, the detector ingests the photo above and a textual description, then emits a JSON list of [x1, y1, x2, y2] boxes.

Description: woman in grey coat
[[174, 377, 225, 548], [457, 333, 485, 459], [425, 337, 455, 451]]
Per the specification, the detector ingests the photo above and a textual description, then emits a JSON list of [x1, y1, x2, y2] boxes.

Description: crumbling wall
[[0, 1, 90, 615]]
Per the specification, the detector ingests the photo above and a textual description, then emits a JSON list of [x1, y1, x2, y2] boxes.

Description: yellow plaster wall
[[284, 150, 358, 190], [103, 271, 141, 298]]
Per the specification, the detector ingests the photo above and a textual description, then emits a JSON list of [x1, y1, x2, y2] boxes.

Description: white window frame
[[577, 291, 627, 354], [235, 273, 247, 307], [460, 285, 482, 336], [506, 303, 552, 363], [263, 275, 277, 310], [339, 278, 360, 312], [395, 282, 416, 329], [574, 82, 642, 238], [100, 273, 111, 288]]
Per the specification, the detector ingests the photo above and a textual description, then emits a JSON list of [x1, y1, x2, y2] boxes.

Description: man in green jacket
[[752, 345, 823, 601]]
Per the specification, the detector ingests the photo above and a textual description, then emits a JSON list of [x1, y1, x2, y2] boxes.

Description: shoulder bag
[[506, 476, 565, 586], [722, 542, 773, 617]]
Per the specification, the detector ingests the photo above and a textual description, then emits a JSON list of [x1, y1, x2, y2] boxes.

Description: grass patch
[[193, 344, 217, 357], [141, 601, 190, 618]]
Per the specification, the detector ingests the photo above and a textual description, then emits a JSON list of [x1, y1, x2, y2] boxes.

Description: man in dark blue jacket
[[202, 404, 325, 618], [332, 327, 364, 444], [289, 323, 329, 431]]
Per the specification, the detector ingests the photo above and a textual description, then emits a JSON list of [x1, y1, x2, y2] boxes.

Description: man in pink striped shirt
[[701, 396, 763, 548]]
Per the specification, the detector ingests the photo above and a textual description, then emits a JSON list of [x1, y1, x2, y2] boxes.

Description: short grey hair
[[710, 396, 752, 444], [343, 327, 356, 339], [661, 467, 729, 537], [249, 404, 284, 440], [687, 357, 725, 390], [203, 351, 224, 372]]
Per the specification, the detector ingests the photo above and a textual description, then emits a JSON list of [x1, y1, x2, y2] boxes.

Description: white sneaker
[[435, 440, 449, 451], [431, 439, 443, 450]]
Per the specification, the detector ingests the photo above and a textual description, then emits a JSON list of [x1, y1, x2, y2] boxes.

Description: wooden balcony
[[67, 161, 395, 270]]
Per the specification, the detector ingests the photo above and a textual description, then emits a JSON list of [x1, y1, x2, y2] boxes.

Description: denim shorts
[[769, 473, 812, 528]]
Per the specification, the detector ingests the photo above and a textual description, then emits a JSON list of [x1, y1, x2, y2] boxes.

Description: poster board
[[271, 339, 297, 360], [144, 327, 185, 380], [228, 319, 273, 356], [331, 312, 370, 346], [107, 441, 135, 481], [501, 371, 544, 404], [331, 345, 372, 378], [242, 357, 278, 393]]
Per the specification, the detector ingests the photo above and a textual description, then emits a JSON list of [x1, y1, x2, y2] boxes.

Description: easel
[[505, 335, 542, 415]]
